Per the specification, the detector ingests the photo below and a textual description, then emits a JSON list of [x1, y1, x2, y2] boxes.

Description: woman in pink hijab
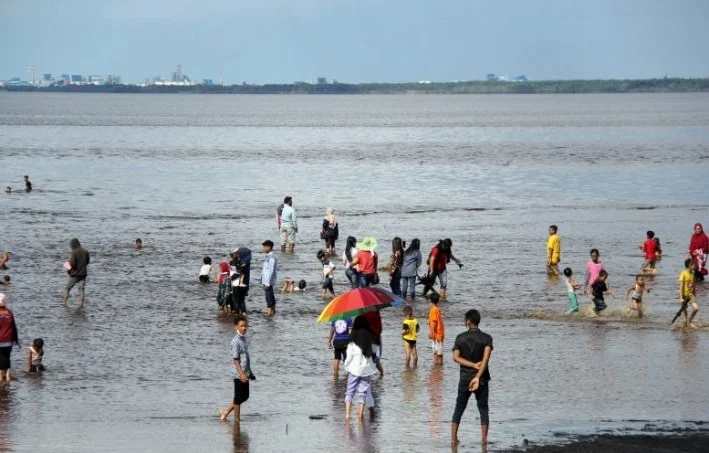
[[688, 223, 709, 281]]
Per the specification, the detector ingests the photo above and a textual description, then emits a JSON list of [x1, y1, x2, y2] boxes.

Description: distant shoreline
[[2, 78, 708, 95]]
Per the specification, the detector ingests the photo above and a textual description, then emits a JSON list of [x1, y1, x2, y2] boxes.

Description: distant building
[[497, 75, 507, 82], [89, 75, 103, 85], [43, 73, 52, 82], [202, 79, 214, 86], [70, 74, 82, 84], [486, 73, 497, 81], [514, 74, 528, 82], [317, 77, 327, 85]]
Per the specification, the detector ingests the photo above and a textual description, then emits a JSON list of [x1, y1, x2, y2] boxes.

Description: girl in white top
[[343, 316, 378, 420]]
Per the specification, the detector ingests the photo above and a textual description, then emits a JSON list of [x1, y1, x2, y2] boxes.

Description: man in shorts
[[678, 258, 699, 328], [428, 293, 445, 365], [451, 309, 493, 447], [328, 317, 352, 378], [279, 196, 298, 253], [220, 315, 254, 422]]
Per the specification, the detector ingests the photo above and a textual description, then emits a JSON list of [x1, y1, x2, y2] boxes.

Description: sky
[[1, 0, 708, 84]]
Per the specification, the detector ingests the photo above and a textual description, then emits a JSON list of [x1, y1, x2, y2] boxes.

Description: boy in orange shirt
[[428, 293, 445, 365]]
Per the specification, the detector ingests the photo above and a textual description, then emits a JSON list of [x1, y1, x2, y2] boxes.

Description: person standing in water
[[321, 208, 339, 256], [678, 259, 698, 328], [400, 239, 422, 300], [63, 238, 90, 310], [220, 315, 254, 422], [260, 240, 278, 317], [546, 225, 561, 276], [279, 196, 298, 254], [584, 249, 605, 294], [23, 176, 32, 193], [626, 274, 650, 318], [563, 268, 581, 314], [451, 309, 493, 448], [688, 223, 709, 282], [427, 238, 462, 301], [639, 231, 657, 275], [389, 237, 404, 296], [0, 294, 20, 382]]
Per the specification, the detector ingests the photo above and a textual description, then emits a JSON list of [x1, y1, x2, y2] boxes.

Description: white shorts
[[279, 227, 296, 245], [431, 340, 443, 355]]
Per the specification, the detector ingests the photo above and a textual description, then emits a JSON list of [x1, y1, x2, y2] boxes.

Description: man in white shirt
[[279, 196, 298, 254]]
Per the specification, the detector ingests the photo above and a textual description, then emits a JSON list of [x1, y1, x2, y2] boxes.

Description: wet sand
[[502, 430, 709, 453]]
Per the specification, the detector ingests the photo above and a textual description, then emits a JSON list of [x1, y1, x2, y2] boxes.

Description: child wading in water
[[428, 293, 445, 365], [626, 275, 650, 318], [317, 250, 336, 298], [401, 306, 419, 367], [563, 268, 582, 314], [678, 259, 699, 328], [590, 270, 612, 314], [221, 315, 254, 422], [639, 231, 658, 275], [26, 338, 45, 373]]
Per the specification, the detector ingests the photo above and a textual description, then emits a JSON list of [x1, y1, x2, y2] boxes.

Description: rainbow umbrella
[[317, 287, 406, 323]]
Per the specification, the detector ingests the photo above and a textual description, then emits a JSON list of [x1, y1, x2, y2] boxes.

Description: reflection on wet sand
[[427, 367, 444, 438], [0, 386, 12, 453], [231, 422, 249, 453]]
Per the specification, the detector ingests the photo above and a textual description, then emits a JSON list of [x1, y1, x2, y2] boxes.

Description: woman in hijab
[[322, 208, 339, 256], [0, 294, 20, 382], [343, 315, 377, 419], [688, 223, 709, 281]]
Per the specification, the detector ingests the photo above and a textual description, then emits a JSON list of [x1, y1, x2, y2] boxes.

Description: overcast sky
[[2, 0, 708, 83]]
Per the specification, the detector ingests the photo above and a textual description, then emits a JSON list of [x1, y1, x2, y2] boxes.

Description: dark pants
[[233, 379, 250, 405], [359, 273, 375, 288], [322, 277, 334, 293], [0, 346, 12, 371], [231, 286, 247, 313], [452, 379, 489, 425], [264, 286, 276, 309], [390, 269, 401, 295]]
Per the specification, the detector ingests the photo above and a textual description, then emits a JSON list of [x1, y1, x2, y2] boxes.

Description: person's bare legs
[[233, 403, 241, 421], [412, 346, 418, 367], [357, 403, 365, 419], [5, 369, 11, 382], [404, 342, 411, 367], [344, 400, 352, 420], [333, 359, 340, 379], [288, 243, 295, 254], [220, 403, 235, 421], [280, 244, 286, 253], [688, 303, 699, 327], [439, 288, 447, 301], [451, 422, 460, 446], [481, 424, 489, 446]]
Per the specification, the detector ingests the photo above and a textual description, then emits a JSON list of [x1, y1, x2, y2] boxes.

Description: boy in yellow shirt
[[401, 306, 419, 367], [546, 225, 561, 276], [678, 259, 698, 328]]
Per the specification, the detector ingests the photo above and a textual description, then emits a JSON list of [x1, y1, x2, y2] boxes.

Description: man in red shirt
[[639, 230, 657, 275]]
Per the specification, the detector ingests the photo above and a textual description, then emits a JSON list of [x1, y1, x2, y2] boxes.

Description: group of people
[[548, 223, 708, 327]]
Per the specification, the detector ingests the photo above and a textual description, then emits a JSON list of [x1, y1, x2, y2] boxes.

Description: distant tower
[[177, 64, 182, 82], [26, 65, 35, 85]]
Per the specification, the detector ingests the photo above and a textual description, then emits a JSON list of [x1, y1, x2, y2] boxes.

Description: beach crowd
[[2, 187, 708, 449]]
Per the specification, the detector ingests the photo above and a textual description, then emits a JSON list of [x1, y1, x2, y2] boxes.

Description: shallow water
[[0, 92, 708, 452]]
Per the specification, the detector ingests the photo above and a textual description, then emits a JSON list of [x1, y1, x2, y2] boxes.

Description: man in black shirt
[[451, 309, 493, 447]]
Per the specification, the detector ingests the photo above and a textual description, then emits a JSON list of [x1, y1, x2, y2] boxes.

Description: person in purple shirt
[[328, 317, 352, 379]]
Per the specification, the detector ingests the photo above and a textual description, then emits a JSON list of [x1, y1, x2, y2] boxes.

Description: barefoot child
[[678, 259, 698, 328], [428, 293, 445, 365], [639, 231, 657, 275], [563, 268, 582, 314], [546, 225, 561, 276], [317, 250, 336, 298], [626, 275, 650, 318], [590, 270, 612, 313], [401, 306, 419, 367], [328, 317, 352, 378], [221, 315, 254, 421], [26, 338, 45, 373], [199, 256, 216, 283]]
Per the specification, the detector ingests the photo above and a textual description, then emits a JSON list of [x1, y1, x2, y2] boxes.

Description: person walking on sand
[[0, 294, 20, 382], [451, 309, 493, 447], [279, 196, 298, 254], [546, 225, 561, 276], [260, 240, 278, 316], [428, 293, 445, 366], [220, 315, 254, 422], [63, 238, 90, 310]]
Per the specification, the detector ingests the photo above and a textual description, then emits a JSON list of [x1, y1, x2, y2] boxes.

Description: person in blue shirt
[[328, 317, 352, 379]]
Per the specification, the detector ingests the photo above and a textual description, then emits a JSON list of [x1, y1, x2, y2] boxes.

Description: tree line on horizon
[[3, 77, 708, 94]]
